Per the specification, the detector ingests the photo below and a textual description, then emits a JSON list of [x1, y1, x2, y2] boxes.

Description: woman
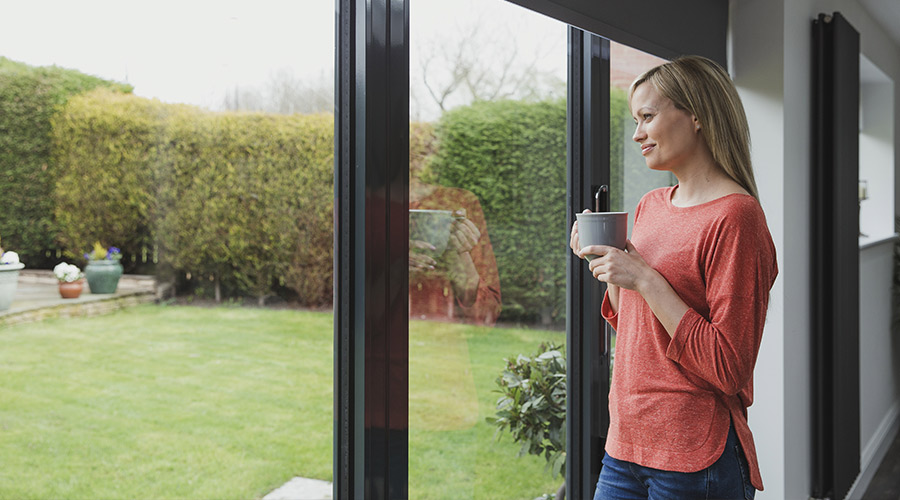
[[570, 56, 777, 499]]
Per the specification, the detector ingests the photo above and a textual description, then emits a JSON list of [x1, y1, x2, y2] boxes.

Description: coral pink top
[[601, 186, 777, 491]]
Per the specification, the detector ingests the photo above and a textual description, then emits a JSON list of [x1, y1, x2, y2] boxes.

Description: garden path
[[0, 270, 156, 326], [263, 477, 332, 500]]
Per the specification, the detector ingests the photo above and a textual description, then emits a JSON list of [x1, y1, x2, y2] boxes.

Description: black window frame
[[334, 1, 728, 498]]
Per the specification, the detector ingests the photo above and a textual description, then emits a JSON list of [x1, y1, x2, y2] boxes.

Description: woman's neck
[[670, 157, 747, 207]]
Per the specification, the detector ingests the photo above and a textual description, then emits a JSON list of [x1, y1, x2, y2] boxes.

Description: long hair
[[629, 56, 758, 201]]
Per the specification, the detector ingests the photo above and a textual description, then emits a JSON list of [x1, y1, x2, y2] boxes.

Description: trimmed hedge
[[158, 108, 334, 304], [0, 57, 131, 267], [427, 93, 632, 324], [428, 99, 568, 323], [52, 89, 169, 269], [52, 89, 334, 305]]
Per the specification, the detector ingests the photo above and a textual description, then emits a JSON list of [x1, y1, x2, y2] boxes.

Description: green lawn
[[0, 304, 564, 499]]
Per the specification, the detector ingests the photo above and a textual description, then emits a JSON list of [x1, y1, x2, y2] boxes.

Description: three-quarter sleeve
[[665, 208, 777, 395], [601, 289, 618, 331]]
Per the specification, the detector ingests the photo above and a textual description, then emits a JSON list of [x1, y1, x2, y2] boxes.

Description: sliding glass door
[[407, 3, 569, 497], [334, 1, 727, 497]]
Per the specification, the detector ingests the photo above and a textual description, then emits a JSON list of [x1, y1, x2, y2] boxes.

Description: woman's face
[[630, 82, 703, 173]]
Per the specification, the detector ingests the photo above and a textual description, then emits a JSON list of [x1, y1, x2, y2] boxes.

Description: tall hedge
[[52, 89, 170, 269], [52, 88, 334, 305], [158, 109, 334, 304], [428, 99, 568, 323], [0, 57, 131, 267]]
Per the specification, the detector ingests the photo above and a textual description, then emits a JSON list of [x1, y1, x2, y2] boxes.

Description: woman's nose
[[632, 124, 646, 142]]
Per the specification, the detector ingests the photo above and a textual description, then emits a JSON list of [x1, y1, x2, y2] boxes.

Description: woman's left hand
[[579, 240, 651, 291], [448, 209, 480, 254]]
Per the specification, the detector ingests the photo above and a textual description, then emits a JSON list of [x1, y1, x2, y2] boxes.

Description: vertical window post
[[336, 0, 409, 498], [566, 27, 610, 498]]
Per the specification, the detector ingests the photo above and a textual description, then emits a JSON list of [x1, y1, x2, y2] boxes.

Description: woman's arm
[[583, 241, 687, 338]]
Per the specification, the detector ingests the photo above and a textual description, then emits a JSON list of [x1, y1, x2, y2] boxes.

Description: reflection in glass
[[409, 1, 568, 497], [610, 42, 675, 230], [409, 175, 502, 325]]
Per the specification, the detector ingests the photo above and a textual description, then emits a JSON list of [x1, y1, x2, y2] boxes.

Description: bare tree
[[413, 16, 565, 120], [223, 68, 333, 115]]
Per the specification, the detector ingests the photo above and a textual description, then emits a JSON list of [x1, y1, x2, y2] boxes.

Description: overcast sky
[[0, 0, 566, 116]]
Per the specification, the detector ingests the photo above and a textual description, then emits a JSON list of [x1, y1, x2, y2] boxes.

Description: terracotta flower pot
[[59, 279, 85, 299]]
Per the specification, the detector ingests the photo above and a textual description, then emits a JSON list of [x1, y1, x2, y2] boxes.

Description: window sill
[[859, 233, 900, 251]]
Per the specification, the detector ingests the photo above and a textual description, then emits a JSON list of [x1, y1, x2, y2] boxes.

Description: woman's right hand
[[569, 209, 591, 258], [409, 240, 437, 272]]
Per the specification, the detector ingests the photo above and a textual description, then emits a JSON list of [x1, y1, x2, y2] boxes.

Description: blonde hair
[[629, 55, 758, 200]]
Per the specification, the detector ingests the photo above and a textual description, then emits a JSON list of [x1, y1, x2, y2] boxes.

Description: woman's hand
[[580, 240, 649, 291], [444, 209, 481, 305], [409, 240, 436, 272], [569, 209, 590, 257], [448, 209, 480, 254], [582, 240, 689, 338]]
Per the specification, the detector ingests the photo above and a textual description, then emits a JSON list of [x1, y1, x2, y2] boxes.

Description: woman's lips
[[641, 144, 655, 155]]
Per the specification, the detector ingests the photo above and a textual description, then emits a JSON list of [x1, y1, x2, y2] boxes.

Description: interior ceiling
[[857, 0, 900, 48]]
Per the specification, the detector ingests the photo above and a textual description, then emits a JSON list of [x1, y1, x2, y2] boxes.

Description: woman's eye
[[643, 113, 652, 120]]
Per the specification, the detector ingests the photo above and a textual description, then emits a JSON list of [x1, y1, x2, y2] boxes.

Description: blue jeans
[[594, 424, 756, 500]]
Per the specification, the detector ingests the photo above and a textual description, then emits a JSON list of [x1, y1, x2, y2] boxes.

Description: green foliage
[[429, 99, 568, 324], [0, 57, 131, 268], [52, 89, 334, 304], [158, 109, 334, 303], [52, 89, 167, 268], [489, 342, 567, 478], [610, 87, 628, 212], [427, 93, 638, 324], [609, 87, 677, 214]]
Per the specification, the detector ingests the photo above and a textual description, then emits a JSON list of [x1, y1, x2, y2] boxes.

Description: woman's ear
[[693, 116, 701, 131]]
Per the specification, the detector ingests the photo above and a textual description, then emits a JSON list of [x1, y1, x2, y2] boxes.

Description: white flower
[[53, 262, 84, 283], [0, 251, 20, 265]]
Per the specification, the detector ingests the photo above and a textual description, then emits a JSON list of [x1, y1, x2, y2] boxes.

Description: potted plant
[[489, 342, 567, 499], [0, 235, 25, 311], [54, 262, 85, 299], [83, 242, 123, 294]]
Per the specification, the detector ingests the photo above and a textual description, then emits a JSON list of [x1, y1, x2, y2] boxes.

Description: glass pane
[[0, 3, 333, 499], [608, 42, 672, 381], [409, 1, 568, 497], [610, 42, 674, 231]]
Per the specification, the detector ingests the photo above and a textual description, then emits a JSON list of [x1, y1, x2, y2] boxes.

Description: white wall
[[730, 0, 788, 497], [858, 241, 899, 475], [730, 0, 900, 498], [859, 61, 895, 242]]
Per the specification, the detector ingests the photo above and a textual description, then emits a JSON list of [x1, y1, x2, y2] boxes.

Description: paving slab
[[263, 477, 332, 500]]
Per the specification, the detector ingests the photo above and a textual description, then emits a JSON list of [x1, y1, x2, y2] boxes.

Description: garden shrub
[[0, 57, 131, 267], [428, 99, 568, 324], [52, 88, 171, 271], [158, 110, 333, 305], [489, 342, 567, 478], [51, 88, 334, 304]]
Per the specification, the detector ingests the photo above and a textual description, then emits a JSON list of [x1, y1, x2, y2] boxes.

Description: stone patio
[[0, 269, 157, 327]]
